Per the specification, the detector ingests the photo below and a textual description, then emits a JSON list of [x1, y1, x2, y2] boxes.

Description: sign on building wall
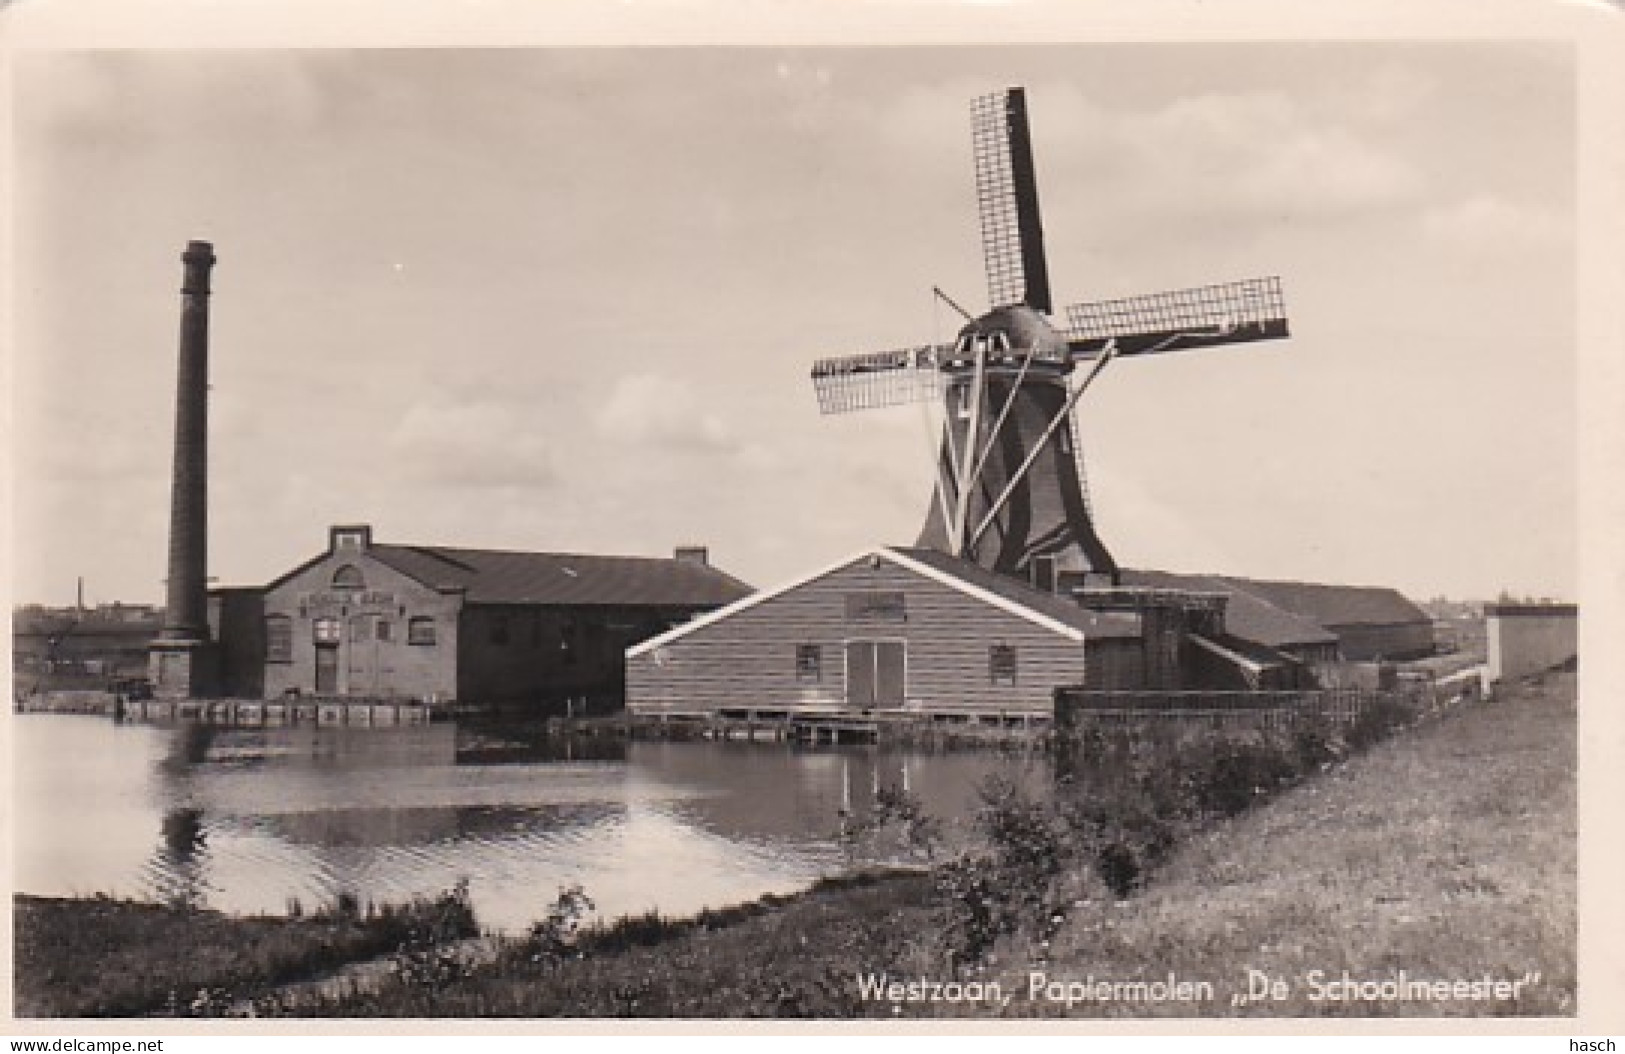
[[298, 590, 398, 614], [845, 591, 907, 622]]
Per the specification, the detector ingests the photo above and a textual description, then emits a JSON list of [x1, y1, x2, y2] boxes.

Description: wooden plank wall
[[626, 556, 1098, 716]]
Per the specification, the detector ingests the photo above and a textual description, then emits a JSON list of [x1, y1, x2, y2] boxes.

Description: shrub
[[507, 884, 594, 971], [1190, 736, 1301, 818], [934, 776, 1073, 964], [386, 879, 481, 994], [838, 781, 944, 865], [1346, 694, 1415, 751]]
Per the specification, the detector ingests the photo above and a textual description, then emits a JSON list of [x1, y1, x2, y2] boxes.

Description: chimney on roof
[[674, 545, 709, 567], [330, 525, 374, 553]]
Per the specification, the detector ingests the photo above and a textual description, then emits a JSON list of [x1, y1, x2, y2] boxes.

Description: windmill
[[810, 87, 1291, 589]]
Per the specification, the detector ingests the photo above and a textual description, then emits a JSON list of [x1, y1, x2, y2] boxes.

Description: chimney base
[[148, 639, 220, 700]]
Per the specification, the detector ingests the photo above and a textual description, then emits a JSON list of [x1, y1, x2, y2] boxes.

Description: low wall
[[1486, 603, 1577, 683], [118, 697, 434, 727]]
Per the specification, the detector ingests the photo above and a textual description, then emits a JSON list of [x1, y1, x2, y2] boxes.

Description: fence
[[1053, 682, 1464, 734]]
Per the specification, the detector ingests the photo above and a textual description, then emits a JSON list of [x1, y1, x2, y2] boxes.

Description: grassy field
[[1006, 669, 1576, 1018], [13, 670, 1574, 1019]]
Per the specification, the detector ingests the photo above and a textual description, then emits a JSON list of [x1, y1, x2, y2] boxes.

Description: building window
[[313, 618, 342, 644], [796, 644, 822, 683], [265, 615, 293, 662], [332, 527, 370, 551], [376, 619, 392, 643], [332, 564, 365, 591], [989, 644, 1017, 686], [408, 617, 437, 646], [491, 616, 510, 646], [1031, 556, 1057, 594]]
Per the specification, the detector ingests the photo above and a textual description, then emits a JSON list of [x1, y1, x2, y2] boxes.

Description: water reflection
[[13, 715, 1043, 932]]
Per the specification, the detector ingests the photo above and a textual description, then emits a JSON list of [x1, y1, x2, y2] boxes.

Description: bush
[[1346, 694, 1415, 751], [838, 781, 943, 865], [1190, 736, 1302, 818], [934, 777, 1073, 964], [507, 884, 594, 971], [386, 879, 481, 994]]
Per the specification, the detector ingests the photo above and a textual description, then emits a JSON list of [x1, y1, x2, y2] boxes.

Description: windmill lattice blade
[[972, 88, 1052, 314], [811, 346, 945, 414], [1064, 276, 1289, 358]]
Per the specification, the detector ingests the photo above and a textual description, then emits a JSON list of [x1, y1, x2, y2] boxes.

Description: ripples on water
[[13, 714, 1046, 933]]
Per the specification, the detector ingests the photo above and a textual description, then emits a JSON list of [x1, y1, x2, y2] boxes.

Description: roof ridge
[[374, 544, 478, 574], [1221, 572, 1408, 597], [397, 543, 706, 565]]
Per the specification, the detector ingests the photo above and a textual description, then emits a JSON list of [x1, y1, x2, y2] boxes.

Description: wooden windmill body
[[811, 88, 1291, 590]]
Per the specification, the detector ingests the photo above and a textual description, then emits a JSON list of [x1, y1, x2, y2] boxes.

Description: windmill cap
[[954, 304, 1068, 359]]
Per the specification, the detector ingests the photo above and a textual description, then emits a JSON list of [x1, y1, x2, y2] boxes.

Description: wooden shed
[[625, 546, 1143, 720]]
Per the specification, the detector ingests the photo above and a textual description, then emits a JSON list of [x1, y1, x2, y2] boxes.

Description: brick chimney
[[673, 545, 709, 567], [149, 240, 220, 698]]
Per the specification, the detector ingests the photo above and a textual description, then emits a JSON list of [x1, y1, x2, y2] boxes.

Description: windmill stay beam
[[967, 342, 1118, 553]]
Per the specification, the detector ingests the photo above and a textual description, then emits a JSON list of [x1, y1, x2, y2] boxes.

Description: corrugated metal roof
[[367, 544, 753, 607], [890, 547, 1143, 639], [1120, 569, 1338, 648]]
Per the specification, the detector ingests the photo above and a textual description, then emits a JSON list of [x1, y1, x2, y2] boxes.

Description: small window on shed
[[408, 617, 437, 646], [332, 565, 365, 591], [989, 644, 1018, 686], [265, 615, 293, 662], [796, 644, 822, 683]]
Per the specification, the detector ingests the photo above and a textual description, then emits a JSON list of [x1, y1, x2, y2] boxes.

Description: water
[[11, 714, 1042, 933]]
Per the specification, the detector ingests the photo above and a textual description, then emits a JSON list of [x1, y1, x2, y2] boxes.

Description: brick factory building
[[214, 525, 750, 712]]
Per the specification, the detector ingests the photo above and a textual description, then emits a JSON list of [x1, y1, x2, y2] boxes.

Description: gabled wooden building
[[625, 546, 1144, 720]]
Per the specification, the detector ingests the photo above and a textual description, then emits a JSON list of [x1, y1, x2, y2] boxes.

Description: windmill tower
[[811, 88, 1292, 590]]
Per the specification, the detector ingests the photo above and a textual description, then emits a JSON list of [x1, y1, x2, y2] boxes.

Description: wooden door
[[873, 641, 905, 709], [845, 641, 906, 710], [347, 616, 376, 696], [845, 642, 875, 709], [315, 644, 339, 694]]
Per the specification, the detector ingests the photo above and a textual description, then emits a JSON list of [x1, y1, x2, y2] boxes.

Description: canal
[[12, 714, 1044, 933]]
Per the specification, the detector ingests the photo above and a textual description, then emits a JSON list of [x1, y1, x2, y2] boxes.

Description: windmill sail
[[811, 345, 944, 414], [1064, 276, 1289, 358], [972, 88, 1052, 314]]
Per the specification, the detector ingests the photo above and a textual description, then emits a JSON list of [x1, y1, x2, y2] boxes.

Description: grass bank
[[13, 885, 477, 1018], [1009, 669, 1576, 1018]]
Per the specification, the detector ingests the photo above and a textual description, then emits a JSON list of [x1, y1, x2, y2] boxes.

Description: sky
[[8, 39, 1582, 606]]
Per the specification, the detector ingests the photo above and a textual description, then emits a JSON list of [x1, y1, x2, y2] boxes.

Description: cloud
[[594, 373, 740, 453], [387, 399, 558, 491], [1421, 194, 1570, 250], [1130, 91, 1417, 218]]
